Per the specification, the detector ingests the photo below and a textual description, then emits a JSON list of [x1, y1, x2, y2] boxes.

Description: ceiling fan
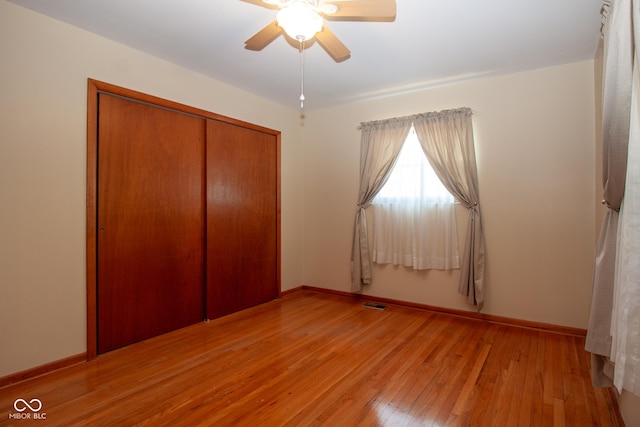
[[243, 0, 396, 62]]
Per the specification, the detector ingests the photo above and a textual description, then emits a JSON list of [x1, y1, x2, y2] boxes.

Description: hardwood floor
[[0, 291, 620, 426]]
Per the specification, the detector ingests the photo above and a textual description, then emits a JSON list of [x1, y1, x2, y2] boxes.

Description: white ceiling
[[9, 0, 603, 110]]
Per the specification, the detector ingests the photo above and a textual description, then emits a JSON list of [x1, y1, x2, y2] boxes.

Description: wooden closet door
[[97, 94, 205, 354], [206, 120, 278, 319]]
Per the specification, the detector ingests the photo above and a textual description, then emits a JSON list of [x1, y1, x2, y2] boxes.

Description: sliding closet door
[[206, 120, 278, 319], [97, 94, 205, 354]]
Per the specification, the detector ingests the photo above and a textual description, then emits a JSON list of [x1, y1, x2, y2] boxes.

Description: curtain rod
[[357, 107, 474, 130]]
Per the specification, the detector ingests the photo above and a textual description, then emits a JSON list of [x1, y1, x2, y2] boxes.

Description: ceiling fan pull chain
[[299, 38, 305, 109]]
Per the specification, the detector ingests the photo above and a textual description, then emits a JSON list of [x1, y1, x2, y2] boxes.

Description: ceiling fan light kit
[[276, 1, 323, 41], [244, 0, 396, 107]]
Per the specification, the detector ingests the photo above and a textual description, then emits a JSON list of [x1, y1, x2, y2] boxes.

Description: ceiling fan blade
[[239, 0, 280, 10], [245, 20, 282, 51], [323, 0, 396, 21], [315, 25, 351, 62]]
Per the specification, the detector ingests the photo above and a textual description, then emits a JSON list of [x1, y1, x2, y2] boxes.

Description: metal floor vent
[[363, 302, 387, 311]]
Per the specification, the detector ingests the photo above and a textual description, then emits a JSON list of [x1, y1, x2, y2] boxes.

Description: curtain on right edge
[[585, 0, 640, 396]]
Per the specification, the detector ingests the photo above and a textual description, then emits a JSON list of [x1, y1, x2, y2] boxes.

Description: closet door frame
[[86, 79, 281, 360]]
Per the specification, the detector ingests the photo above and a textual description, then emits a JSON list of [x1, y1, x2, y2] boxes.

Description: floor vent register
[[363, 302, 387, 311]]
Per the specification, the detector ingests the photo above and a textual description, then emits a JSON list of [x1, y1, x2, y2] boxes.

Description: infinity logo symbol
[[13, 398, 43, 412]]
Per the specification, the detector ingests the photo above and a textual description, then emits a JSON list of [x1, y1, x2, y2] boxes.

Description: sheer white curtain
[[371, 128, 459, 270]]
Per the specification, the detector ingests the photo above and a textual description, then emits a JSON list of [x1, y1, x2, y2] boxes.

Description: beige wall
[[0, 0, 304, 377], [302, 61, 597, 329]]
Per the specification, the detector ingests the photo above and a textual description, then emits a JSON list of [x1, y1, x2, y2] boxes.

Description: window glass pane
[[375, 127, 453, 203]]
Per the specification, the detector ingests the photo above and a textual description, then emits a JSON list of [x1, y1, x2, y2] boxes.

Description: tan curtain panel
[[585, 0, 632, 387], [351, 119, 412, 291], [413, 107, 485, 306]]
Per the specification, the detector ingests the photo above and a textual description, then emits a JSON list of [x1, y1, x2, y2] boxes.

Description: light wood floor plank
[[0, 291, 620, 426]]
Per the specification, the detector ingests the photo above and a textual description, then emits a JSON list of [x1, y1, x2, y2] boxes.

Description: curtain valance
[[358, 107, 473, 131]]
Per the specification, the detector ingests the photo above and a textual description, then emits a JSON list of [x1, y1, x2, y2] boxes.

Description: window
[[375, 127, 454, 203], [371, 126, 460, 270]]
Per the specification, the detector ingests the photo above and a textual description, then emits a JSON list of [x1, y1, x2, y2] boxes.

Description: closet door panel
[[206, 120, 278, 319], [97, 94, 205, 354]]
